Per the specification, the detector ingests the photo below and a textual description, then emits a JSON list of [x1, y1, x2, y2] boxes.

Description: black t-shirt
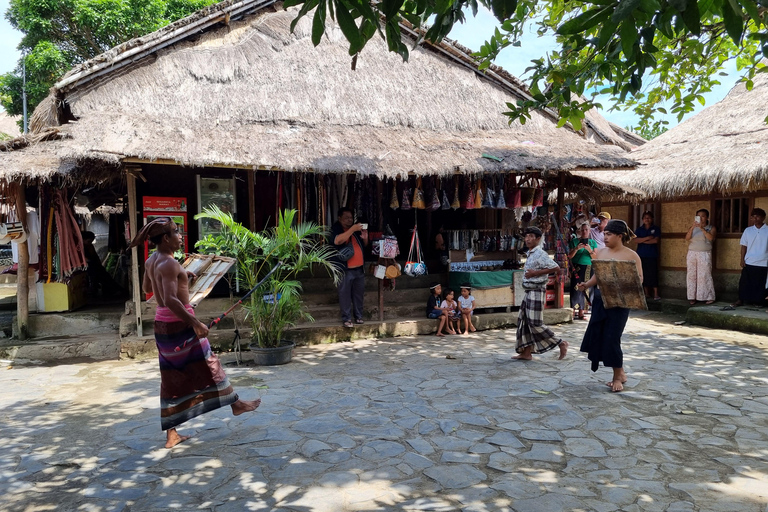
[[426, 294, 439, 317], [329, 221, 364, 272]]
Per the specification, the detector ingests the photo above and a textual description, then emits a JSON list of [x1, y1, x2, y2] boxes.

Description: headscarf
[[128, 217, 174, 248], [604, 219, 635, 242]]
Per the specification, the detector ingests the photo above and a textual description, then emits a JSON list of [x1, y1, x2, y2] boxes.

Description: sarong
[[686, 251, 715, 301], [738, 264, 768, 305], [580, 289, 630, 371], [155, 305, 238, 430], [516, 288, 561, 354], [570, 263, 591, 310]]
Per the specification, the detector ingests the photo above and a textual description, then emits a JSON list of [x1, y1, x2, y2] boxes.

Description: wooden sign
[[591, 259, 647, 310], [148, 254, 236, 307]]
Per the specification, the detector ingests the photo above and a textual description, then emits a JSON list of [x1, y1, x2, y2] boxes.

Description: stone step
[[0, 333, 121, 362], [119, 308, 574, 359], [298, 272, 446, 293], [301, 287, 427, 306]]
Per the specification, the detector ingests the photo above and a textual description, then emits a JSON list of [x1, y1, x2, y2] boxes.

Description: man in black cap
[[514, 226, 569, 361]]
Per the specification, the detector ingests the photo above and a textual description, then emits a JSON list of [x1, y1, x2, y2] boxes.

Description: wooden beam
[[14, 184, 29, 340], [248, 169, 256, 231], [126, 169, 143, 337]]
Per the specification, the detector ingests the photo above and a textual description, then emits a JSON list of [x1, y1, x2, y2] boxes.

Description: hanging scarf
[[390, 180, 400, 209], [452, 177, 461, 210]]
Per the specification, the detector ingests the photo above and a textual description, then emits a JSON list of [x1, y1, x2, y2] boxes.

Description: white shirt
[[740, 224, 768, 267], [590, 227, 605, 248]]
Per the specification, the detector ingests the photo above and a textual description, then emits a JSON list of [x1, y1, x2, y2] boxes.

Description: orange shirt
[[347, 235, 364, 269]]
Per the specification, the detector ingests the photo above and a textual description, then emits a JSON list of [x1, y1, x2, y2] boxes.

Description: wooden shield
[[147, 254, 236, 306], [591, 259, 647, 310]]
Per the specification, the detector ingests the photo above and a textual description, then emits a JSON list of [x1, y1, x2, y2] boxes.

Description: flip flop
[[720, 306, 735, 311], [705, 300, 715, 305]]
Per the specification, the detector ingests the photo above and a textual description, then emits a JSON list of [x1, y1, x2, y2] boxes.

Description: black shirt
[[329, 221, 364, 272], [426, 294, 439, 317]]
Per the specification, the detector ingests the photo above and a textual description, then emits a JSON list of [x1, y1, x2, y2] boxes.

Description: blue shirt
[[635, 224, 660, 258]]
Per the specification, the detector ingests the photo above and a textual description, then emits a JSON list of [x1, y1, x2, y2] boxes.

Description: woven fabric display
[[428, 188, 441, 211], [441, 189, 451, 210], [463, 178, 475, 210], [474, 180, 483, 209], [401, 187, 412, 210], [496, 175, 507, 209], [452, 178, 461, 210]]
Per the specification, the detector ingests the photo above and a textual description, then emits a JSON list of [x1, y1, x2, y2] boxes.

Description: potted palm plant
[[195, 207, 340, 365]]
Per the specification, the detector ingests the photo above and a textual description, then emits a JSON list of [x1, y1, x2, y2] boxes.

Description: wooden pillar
[[15, 183, 29, 340], [248, 169, 256, 231], [555, 172, 566, 309], [127, 169, 143, 337]]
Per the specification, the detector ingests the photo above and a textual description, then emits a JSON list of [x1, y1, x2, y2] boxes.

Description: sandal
[[354, 319, 364, 324], [689, 300, 696, 305], [705, 300, 715, 305], [343, 321, 354, 328]]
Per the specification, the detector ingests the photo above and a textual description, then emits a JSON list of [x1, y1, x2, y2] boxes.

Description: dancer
[[576, 219, 642, 392], [131, 217, 260, 448], [514, 227, 568, 361]]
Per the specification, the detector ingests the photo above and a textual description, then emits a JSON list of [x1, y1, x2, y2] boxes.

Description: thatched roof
[[1, 0, 636, 184], [579, 69, 768, 200]]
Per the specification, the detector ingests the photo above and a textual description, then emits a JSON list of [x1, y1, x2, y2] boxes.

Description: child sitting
[[440, 288, 460, 335], [426, 282, 451, 336], [458, 284, 477, 335]]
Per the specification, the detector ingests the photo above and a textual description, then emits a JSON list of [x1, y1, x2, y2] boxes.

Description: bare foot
[[462, 331, 469, 336], [165, 428, 191, 449], [558, 340, 569, 360], [469, 326, 477, 332], [231, 398, 261, 416], [607, 379, 624, 392], [436, 332, 445, 337], [512, 354, 533, 360]]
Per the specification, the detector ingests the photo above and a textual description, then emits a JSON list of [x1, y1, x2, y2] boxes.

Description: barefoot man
[[513, 227, 569, 361], [130, 218, 260, 448], [575, 219, 641, 392]]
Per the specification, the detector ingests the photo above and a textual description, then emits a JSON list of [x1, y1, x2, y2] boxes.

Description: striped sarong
[[155, 305, 238, 431], [516, 288, 561, 354]]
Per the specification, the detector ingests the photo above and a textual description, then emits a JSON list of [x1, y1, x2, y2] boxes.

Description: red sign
[[143, 196, 187, 212]]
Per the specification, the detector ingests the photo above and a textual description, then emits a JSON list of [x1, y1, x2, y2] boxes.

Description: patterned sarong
[[516, 288, 561, 354], [155, 305, 238, 430]]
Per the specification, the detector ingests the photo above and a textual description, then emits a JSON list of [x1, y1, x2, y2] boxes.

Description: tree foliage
[[0, 0, 217, 123], [287, 0, 768, 130]]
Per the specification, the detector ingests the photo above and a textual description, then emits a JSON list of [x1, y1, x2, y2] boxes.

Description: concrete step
[[16, 309, 124, 338], [298, 272, 446, 294], [0, 333, 121, 363], [301, 287, 427, 306], [118, 308, 574, 359]]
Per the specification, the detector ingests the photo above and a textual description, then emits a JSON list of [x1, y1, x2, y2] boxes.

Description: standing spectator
[[731, 208, 768, 307], [590, 212, 611, 248], [568, 222, 597, 319], [635, 211, 661, 301], [684, 208, 716, 305], [331, 207, 369, 327]]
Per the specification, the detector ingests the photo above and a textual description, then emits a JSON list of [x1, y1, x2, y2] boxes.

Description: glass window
[[198, 177, 237, 238]]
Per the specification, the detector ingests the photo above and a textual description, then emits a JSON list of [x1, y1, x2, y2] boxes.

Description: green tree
[[0, 0, 217, 122], [630, 123, 668, 139], [287, 0, 768, 131]]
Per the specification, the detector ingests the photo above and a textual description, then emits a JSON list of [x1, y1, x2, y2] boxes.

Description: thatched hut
[[580, 68, 768, 299], [0, 0, 640, 331]]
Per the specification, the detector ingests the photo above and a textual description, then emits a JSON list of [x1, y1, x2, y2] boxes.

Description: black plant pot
[[248, 340, 295, 366]]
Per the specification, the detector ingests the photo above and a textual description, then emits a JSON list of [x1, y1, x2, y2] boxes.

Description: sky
[[0, 0, 738, 130]]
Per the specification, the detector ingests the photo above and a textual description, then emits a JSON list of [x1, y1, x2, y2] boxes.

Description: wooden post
[[377, 179, 385, 322], [15, 183, 29, 340], [127, 169, 143, 337], [248, 169, 256, 231], [555, 172, 566, 309]]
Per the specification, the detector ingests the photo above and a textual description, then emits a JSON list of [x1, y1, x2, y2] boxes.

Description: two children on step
[[427, 282, 476, 336]]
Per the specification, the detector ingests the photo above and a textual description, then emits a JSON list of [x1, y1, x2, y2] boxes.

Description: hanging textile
[[462, 177, 475, 210], [428, 181, 441, 212], [474, 179, 483, 209], [52, 189, 87, 279], [482, 177, 495, 208], [412, 177, 426, 209], [401, 183, 412, 210], [390, 180, 400, 209], [533, 188, 544, 208], [496, 174, 507, 209], [452, 177, 461, 210]]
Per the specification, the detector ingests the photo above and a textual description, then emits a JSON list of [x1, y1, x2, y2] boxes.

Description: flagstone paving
[[1, 311, 767, 511]]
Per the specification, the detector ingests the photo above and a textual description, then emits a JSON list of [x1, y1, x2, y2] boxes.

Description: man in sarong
[[513, 227, 568, 361], [130, 218, 260, 448], [576, 220, 642, 392], [731, 208, 768, 308]]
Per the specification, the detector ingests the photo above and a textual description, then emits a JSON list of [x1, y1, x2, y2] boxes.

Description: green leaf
[[620, 19, 637, 57], [668, 0, 686, 10], [721, 0, 744, 45], [558, 7, 610, 35], [312, 0, 327, 46], [611, 0, 642, 23], [746, 79, 754, 90], [597, 18, 619, 48], [334, 0, 361, 52], [491, 0, 519, 22], [570, 116, 583, 131], [681, 0, 701, 35], [737, 0, 762, 22]]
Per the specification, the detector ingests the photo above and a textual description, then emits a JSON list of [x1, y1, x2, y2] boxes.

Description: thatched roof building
[[0, 0, 636, 188], [579, 69, 768, 200]]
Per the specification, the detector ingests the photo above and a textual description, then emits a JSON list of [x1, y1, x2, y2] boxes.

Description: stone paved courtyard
[[1, 312, 767, 512]]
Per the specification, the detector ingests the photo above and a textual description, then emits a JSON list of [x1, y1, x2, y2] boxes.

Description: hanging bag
[[451, 177, 461, 210], [412, 177, 426, 209], [496, 174, 507, 209], [389, 182, 400, 210], [474, 180, 484, 209], [462, 177, 475, 210], [401, 185, 412, 210], [404, 226, 427, 277]]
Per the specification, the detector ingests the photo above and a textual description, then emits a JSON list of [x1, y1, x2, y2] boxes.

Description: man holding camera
[[330, 207, 369, 327]]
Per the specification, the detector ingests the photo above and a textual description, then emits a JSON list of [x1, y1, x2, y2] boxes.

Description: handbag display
[[451, 177, 461, 210], [381, 236, 399, 258], [496, 175, 507, 209], [474, 180, 483, 209], [462, 178, 475, 210], [374, 265, 387, 279], [412, 177, 426, 209], [385, 263, 401, 279], [428, 187, 441, 211], [404, 225, 427, 277]]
